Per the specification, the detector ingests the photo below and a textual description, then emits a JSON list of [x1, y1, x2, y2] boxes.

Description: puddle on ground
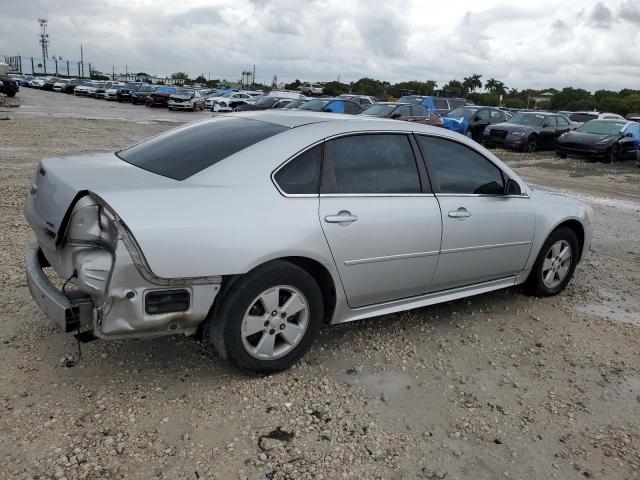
[[576, 289, 640, 326]]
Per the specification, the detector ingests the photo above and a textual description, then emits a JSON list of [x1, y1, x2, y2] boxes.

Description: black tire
[[524, 135, 537, 153], [607, 144, 619, 164], [526, 226, 579, 296], [203, 260, 324, 373], [555, 150, 567, 159]]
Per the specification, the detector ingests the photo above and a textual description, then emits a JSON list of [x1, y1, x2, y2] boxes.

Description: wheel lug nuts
[[280, 313, 286, 318], [271, 311, 277, 316], [269, 329, 275, 335], [279, 324, 286, 330], [264, 320, 270, 327]]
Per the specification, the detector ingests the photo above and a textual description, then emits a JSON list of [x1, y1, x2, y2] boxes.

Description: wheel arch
[[213, 256, 338, 326], [551, 219, 585, 258]]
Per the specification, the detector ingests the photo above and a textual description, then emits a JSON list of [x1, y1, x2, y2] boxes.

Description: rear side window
[[322, 134, 421, 194], [274, 145, 322, 194], [417, 136, 504, 195], [433, 99, 448, 110], [117, 117, 287, 180]]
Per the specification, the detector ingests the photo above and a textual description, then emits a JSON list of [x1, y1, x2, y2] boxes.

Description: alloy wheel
[[541, 240, 572, 289], [241, 285, 309, 360]]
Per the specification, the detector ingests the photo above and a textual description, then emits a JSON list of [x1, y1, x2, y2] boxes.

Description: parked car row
[[12, 74, 638, 163]]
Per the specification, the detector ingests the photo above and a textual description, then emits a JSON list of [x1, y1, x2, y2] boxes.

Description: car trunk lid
[[25, 152, 176, 250]]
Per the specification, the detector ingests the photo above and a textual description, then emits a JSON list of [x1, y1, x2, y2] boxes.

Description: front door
[[416, 135, 535, 290], [319, 134, 442, 308]]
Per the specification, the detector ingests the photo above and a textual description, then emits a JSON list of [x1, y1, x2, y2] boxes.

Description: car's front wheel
[[607, 144, 619, 164], [527, 227, 579, 296], [204, 261, 324, 373]]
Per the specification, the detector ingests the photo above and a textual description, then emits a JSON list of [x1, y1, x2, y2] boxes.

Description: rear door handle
[[324, 210, 358, 226], [448, 207, 472, 219]]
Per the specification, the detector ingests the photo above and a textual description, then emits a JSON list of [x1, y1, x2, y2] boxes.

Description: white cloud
[[1, 0, 639, 90]]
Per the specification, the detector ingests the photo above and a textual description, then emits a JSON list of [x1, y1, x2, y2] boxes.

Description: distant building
[[532, 91, 554, 105]]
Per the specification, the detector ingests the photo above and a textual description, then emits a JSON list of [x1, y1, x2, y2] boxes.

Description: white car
[[52, 80, 69, 92], [28, 77, 47, 88], [298, 82, 324, 96], [568, 111, 625, 127], [268, 90, 308, 100], [206, 92, 253, 112], [104, 84, 125, 101]]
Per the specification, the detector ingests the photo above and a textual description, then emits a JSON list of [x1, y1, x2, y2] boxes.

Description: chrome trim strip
[[436, 193, 530, 199], [345, 250, 439, 266], [441, 240, 531, 254], [320, 193, 435, 198]]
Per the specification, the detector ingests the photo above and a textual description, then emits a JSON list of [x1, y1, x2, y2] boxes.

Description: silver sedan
[[25, 111, 593, 372]]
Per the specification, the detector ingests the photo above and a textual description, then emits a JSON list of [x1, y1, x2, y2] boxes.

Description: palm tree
[[485, 78, 507, 95], [463, 74, 482, 93]]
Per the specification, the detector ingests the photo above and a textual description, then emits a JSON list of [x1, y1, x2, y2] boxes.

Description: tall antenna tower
[[38, 18, 49, 59]]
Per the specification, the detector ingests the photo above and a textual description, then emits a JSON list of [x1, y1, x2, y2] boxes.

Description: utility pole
[[112, 66, 115, 80], [125, 64, 128, 81], [80, 45, 84, 77], [252, 64, 256, 86], [38, 19, 49, 59]]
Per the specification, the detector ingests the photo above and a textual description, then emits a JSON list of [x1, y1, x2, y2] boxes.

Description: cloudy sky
[[1, 0, 639, 91]]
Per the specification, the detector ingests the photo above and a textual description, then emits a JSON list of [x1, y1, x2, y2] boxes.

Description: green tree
[[485, 78, 507, 95], [284, 79, 302, 90], [442, 79, 466, 97], [171, 72, 189, 80], [463, 74, 482, 93], [322, 81, 349, 96]]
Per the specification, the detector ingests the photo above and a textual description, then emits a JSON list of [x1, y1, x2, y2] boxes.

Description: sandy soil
[[0, 89, 639, 480]]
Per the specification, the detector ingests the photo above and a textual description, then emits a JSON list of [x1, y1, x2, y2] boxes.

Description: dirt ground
[[1, 89, 639, 480]]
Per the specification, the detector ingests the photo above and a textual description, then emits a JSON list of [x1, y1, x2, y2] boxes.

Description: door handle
[[448, 207, 472, 219], [324, 210, 358, 226]]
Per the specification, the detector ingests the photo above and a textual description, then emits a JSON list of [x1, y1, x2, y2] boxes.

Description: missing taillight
[[145, 289, 190, 315]]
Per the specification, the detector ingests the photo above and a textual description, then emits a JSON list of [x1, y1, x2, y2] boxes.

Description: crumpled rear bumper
[[25, 242, 93, 332]]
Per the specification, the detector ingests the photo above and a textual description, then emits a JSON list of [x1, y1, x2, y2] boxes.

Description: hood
[[558, 130, 619, 146], [170, 94, 194, 100], [25, 152, 176, 248], [442, 116, 469, 133], [488, 122, 536, 134]]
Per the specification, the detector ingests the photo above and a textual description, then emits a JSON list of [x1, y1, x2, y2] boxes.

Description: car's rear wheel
[[204, 261, 324, 373], [607, 144, 619, 164], [526, 227, 579, 296], [556, 150, 567, 159]]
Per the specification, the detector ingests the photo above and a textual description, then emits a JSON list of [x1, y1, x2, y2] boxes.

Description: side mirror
[[505, 178, 522, 195], [473, 116, 480, 122], [391, 112, 401, 119], [625, 132, 633, 138], [542, 123, 550, 128]]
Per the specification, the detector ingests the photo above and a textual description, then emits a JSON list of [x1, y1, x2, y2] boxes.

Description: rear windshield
[[569, 112, 597, 122], [117, 117, 288, 180]]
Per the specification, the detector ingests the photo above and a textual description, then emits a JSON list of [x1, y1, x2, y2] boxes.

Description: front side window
[[412, 105, 428, 116], [395, 106, 412, 118], [322, 134, 421, 194], [417, 136, 504, 195], [274, 145, 322, 194]]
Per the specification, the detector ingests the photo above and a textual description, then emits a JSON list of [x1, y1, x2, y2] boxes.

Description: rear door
[[319, 133, 442, 308], [416, 135, 535, 290]]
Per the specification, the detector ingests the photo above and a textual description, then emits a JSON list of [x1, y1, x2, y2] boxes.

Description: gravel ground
[[0, 89, 639, 480]]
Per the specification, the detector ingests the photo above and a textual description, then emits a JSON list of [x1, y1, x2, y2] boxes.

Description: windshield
[[255, 97, 279, 106], [284, 99, 307, 109], [299, 99, 331, 111], [138, 86, 155, 92], [176, 89, 194, 97], [507, 113, 546, 126], [569, 112, 598, 123], [446, 106, 478, 119], [576, 120, 625, 135], [117, 117, 288, 180], [361, 104, 396, 116]]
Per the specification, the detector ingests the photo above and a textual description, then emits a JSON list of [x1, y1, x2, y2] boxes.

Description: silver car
[[25, 111, 593, 372]]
